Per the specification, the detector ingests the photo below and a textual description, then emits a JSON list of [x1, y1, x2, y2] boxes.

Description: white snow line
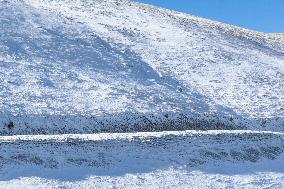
[[0, 130, 283, 142]]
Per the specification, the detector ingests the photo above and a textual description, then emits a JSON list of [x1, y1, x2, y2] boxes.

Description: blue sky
[[136, 0, 284, 33]]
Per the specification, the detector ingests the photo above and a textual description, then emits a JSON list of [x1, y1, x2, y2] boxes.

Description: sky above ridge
[[136, 0, 284, 33]]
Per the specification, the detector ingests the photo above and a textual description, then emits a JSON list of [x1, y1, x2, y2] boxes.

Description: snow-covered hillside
[[1, 0, 284, 188], [271, 33, 284, 41], [0, 0, 283, 134]]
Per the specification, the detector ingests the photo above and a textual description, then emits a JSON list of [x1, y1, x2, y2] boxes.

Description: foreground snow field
[[0, 130, 284, 188], [1, 0, 284, 188]]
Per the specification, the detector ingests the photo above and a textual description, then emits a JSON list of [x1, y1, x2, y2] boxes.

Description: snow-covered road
[[0, 130, 283, 142]]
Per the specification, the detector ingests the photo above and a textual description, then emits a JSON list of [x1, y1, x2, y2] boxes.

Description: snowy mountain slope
[[1, 0, 284, 188], [271, 33, 284, 41], [0, 130, 284, 188], [0, 0, 284, 134]]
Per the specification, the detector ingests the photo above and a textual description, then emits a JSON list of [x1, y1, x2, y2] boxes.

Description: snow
[[0, 130, 283, 142], [0, 0, 283, 134], [1, 167, 284, 189], [1, 0, 284, 188], [0, 130, 283, 188]]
